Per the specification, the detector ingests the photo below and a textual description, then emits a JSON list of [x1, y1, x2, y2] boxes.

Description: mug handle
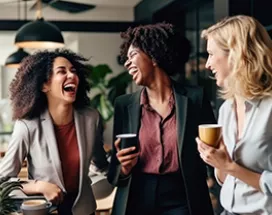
[[46, 202, 57, 214]]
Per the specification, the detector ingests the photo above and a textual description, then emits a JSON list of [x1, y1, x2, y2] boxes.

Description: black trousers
[[221, 210, 239, 215], [57, 191, 95, 215], [57, 192, 77, 215], [125, 172, 190, 215]]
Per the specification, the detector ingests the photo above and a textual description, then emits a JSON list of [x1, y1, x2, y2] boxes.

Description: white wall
[[1, 67, 17, 98], [78, 32, 123, 71], [0, 32, 21, 98]]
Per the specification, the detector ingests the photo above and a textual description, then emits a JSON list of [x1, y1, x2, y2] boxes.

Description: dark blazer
[[108, 82, 216, 215]]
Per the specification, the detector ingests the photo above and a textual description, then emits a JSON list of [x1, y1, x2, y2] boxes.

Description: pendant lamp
[[5, 48, 30, 68], [14, 0, 64, 49]]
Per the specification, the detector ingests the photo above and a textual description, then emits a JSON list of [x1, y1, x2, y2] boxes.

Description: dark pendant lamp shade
[[15, 18, 65, 49], [5, 48, 30, 68]]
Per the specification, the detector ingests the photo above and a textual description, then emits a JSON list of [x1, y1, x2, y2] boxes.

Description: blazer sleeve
[[197, 89, 217, 179], [107, 97, 129, 186], [90, 113, 109, 173], [259, 171, 272, 196], [0, 120, 29, 178], [199, 90, 217, 125]]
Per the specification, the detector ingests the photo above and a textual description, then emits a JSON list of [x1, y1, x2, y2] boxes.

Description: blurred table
[[8, 143, 114, 215], [103, 144, 112, 153]]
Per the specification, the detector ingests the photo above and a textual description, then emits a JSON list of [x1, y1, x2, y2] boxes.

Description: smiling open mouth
[[63, 83, 76, 92]]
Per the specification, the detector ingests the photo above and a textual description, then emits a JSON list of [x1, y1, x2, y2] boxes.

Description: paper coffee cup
[[198, 124, 222, 147], [21, 199, 48, 210], [21, 200, 52, 215], [116, 133, 138, 151]]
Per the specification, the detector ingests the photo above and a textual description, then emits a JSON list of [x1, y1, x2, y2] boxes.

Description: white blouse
[[216, 97, 272, 215]]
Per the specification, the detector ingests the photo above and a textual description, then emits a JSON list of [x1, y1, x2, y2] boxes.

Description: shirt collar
[[140, 88, 149, 106], [229, 97, 262, 111], [140, 88, 175, 108]]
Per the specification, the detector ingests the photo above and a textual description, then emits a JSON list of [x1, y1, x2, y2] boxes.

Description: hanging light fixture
[[5, 48, 30, 68], [15, 0, 64, 49]]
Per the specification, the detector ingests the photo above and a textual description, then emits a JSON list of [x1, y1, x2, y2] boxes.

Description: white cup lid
[[116, 133, 137, 138]]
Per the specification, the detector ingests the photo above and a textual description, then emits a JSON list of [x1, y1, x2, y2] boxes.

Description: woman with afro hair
[[108, 23, 215, 215], [0, 49, 108, 215]]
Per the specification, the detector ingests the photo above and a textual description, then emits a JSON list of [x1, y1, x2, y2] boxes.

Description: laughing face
[[42, 57, 79, 106], [205, 37, 231, 88], [124, 45, 156, 86]]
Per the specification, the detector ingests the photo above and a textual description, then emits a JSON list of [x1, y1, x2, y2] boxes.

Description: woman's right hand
[[115, 138, 139, 176], [35, 181, 64, 205]]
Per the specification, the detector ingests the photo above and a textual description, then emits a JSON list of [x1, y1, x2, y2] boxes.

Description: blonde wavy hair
[[201, 15, 272, 100]]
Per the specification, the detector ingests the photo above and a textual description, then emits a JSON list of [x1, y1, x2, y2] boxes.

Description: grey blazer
[[0, 108, 108, 215]]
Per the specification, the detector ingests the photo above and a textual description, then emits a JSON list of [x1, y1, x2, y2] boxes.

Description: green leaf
[[107, 71, 132, 88], [90, 94, 102, 108], [0, 177, 10, 185], [98, 94, 114, 121], [89, 64, 113, 86], [107, 71, 132, 105], [86, 64, 132, 122], [108, 84, 127, 105], [0, 180, 22, 215], [1, 185, 22, 200]]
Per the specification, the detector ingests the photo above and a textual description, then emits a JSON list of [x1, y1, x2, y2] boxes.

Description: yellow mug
[[198, 124, 222, 147]]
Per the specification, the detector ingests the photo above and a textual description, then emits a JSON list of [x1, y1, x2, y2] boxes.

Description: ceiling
[[0, 0, 143, 65], [0, 0, 143, 21], [0, 0, 142, 8]]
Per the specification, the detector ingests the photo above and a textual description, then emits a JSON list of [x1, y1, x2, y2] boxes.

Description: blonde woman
[[196, 15, 272, 215]]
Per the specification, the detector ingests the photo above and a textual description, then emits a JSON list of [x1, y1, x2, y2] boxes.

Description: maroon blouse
[[138, 89, 179, 174]]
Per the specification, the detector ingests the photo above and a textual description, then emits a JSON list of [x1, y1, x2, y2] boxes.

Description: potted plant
[[0, 177, 22, 215], [87, 64, 132, 122]]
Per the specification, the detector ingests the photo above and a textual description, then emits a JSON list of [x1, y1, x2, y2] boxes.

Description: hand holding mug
[[196, 138, 233, 170], [115, 134, 140, 176]]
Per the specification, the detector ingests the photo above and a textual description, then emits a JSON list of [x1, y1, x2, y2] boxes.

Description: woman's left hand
[[196, 137, 233, 170]]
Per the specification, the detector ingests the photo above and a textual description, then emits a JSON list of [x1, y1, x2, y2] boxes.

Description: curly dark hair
[[120, 22, 191, 76], [10, 49, 91, 120]]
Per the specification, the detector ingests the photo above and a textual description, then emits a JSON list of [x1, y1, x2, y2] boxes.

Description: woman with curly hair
[[0, 49, 108, 215], [107, 23, 215, 215], [197, 15, 272, 215]]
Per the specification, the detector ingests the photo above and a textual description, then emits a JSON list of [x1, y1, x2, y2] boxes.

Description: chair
[[95, 187, 116, 215]]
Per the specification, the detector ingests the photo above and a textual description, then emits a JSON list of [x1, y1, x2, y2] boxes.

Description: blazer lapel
[[127, 91, 142, 134], [74, 110, 86, 195], [173, 84, 188, 165], [40, 110, 65, 190]]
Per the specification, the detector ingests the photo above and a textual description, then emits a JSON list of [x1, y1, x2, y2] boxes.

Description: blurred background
[[0, 1, 271, 214], [0, 0, 271, 146]]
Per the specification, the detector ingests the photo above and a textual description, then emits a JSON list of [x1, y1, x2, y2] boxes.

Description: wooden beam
[[0, 20, 141, 32]]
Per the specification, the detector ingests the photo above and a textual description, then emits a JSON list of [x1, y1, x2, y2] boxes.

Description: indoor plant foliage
[[87, 64, 132, 122], [0, 177, 22, 215]]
